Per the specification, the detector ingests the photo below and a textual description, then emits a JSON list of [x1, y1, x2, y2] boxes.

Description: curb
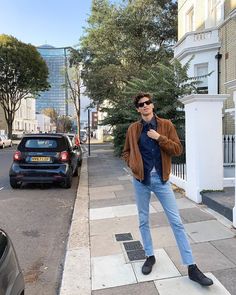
[[59, 157, 91, 295]]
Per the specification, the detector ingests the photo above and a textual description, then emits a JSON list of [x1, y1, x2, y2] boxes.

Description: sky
[[0, 0, 120, 120], [0, 0, 93, 48]]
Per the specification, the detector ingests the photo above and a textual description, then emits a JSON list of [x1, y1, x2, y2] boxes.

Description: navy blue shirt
[[138, 116, 162, 185]]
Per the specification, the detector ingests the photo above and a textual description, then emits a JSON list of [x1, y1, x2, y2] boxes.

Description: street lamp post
[[88, 108, 91, 156]]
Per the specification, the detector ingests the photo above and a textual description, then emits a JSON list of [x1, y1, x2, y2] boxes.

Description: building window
[[186, 6, 194, 33], [195, 63, 209, 93], [208, 0, 223, 26]]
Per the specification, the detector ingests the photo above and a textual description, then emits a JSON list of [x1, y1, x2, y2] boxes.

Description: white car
[[0, 135, 12, 148]]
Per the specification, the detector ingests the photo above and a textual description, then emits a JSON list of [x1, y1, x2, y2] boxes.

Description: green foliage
[[80, 0, 178, 106], [0, 34, 50, 137], [79, 0, 191, 155]]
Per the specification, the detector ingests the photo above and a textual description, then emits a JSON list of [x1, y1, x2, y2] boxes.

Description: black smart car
[[0, 228, 25, 295], [9, 133, 80, 189]]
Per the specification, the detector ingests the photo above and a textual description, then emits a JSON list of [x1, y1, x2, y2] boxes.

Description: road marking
[[0, 187, 4, 191]]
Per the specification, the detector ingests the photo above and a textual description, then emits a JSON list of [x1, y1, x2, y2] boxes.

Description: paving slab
[[212, 268, 236, 295], [90, 191, 117, 200], [132, 249, 181, 282], [90, 216, 139, 236], [211, 237, 236, 265], [150, 197, 197, 213], [150, 226, 194, 250], [149, 212, 169, 228], [164, 242, 235, 275], [184, 220, 235, 243], [154, 273, 231, 295], [150, 201, 164, 212], [90, 185, 124, 194], [114, 189, 135, 199], [90, 207, 115, 220], [91, 233, 123, 257], [90, 204, 155, 220], [179, 207, 216, 224], [92, 282, 160, 295], [118, 175, 133, 181], [91, 254, 137, 290], [90, 196, 136, 209]]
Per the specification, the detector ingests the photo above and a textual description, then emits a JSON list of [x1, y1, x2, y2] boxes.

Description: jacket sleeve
[[158, 120, 183, 156], [121, 128, 130, 165]]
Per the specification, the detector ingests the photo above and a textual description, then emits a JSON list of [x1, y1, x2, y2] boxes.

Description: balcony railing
[[174, 28, 220, 58]]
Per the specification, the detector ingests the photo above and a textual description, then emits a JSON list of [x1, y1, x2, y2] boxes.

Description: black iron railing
[[171, 140, 186, 180], [223, 135, 235, 164]]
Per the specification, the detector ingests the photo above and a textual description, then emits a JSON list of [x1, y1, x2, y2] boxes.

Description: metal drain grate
[[123, 241, 143, 251], [115, 233, 133, 241], [127, 249, 146, 261]]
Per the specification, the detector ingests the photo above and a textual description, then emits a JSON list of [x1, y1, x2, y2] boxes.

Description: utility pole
[[88, 109, 91, 156]]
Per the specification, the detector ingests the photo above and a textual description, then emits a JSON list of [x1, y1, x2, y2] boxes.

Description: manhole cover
[[127, 249, 146, 261], [115, 233, 133, 241], [123, 241, 143, 251]]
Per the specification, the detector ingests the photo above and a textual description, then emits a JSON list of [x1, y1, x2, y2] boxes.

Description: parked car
[[65, 133, 82, 166], [0, 228, 25, 295], [80, 130, 87, 144], [9, 133, 81, 189], [0, 135, 12, 148]]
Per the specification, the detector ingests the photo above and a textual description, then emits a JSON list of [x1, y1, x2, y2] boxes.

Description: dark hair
[[133, 92, 153, 108]]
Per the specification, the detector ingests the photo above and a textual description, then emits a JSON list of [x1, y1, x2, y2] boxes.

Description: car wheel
[[10, 177, 21, 189], [63, 169, 73, 188]]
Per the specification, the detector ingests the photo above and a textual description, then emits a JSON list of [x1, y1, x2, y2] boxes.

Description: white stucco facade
[[0, 97, 37, 135], [174, 28, 220, 95], [36, 113, 52, 133], [180, 94, 229, 203]]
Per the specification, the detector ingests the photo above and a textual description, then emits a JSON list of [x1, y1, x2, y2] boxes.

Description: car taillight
[[13, 151, 21, 161], [60, 151, 70, 162]]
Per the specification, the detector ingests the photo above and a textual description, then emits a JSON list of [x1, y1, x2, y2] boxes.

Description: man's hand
[[147, 129, 160, 141]]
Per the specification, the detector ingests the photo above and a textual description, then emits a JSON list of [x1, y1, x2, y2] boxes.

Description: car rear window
[[18, 137, 68, 152], [25, 139, 57, 148]]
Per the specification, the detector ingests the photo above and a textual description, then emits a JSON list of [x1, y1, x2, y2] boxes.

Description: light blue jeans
[[133, 172, 194, 265]]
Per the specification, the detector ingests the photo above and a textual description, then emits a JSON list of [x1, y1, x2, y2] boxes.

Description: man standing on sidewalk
[[122, 92, 213, 286]]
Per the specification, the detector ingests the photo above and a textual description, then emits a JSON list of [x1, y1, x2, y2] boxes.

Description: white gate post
[[180, 94, 229, 203], [225, 80, 236, 228]]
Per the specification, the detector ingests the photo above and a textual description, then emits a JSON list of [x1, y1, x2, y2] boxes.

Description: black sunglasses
[[138, 99, 152, 108]]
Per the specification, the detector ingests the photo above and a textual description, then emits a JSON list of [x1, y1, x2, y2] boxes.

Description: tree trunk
[[7, 120, 13, 139], [77, 110, 80, 135]]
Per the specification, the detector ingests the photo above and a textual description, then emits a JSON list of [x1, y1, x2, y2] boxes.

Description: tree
[[0, 34, 49, 138], [80, 0, 178, 107], [64, 48, 83, 135], [80, 0, 178, 154], [57, 115, 73, 133], [102, 58, 204, 155], [42, 108, 59, 130]]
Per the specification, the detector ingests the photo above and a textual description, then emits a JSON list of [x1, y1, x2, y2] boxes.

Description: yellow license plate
[[31, 157, 51, 162]]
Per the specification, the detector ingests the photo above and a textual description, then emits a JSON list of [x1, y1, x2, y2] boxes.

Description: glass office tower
[[36, 45, 71, 116]]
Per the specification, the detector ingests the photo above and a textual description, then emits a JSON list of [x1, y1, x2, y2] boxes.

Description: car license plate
[[31, 157, 51, 162]]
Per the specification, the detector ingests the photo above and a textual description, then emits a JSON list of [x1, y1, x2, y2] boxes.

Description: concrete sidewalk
[[60, 142, 236, 295]]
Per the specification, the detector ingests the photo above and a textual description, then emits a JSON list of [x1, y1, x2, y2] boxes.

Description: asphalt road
[[0, 146, 79, 295]]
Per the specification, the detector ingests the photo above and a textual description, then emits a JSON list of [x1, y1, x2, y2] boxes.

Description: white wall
[[179, 49, 219, 94]]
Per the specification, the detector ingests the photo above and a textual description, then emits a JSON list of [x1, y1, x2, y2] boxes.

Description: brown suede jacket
[[122, 115, 183, 182]]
